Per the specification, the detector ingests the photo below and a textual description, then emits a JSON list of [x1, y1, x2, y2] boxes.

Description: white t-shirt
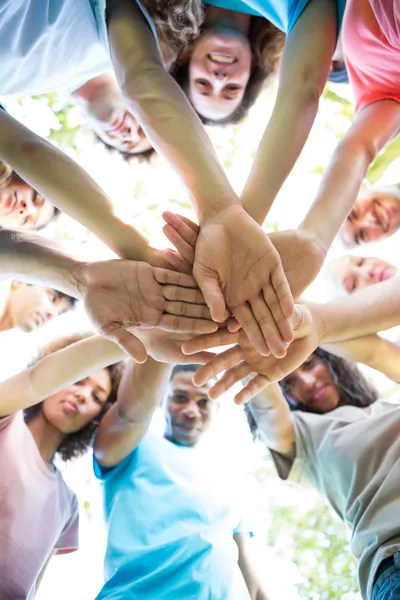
[[0, 0, 111, 96]]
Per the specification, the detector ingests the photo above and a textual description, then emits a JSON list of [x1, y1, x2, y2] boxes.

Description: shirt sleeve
[[55, 494, 79, 555]]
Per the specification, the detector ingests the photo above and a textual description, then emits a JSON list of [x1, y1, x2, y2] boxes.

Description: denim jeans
[[372, 553, 400, 600]]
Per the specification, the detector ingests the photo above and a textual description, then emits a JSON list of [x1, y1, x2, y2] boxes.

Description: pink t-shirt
[[0, 412, 79, 600], [342, 0, 400, 112]]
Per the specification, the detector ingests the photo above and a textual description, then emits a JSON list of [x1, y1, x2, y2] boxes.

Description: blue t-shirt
[[94, 431, 251, 600], [204, 0, 346, 34], [0, 0, 111, 96]]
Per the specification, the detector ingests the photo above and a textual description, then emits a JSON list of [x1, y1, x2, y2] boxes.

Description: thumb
[[107, 327, 148, 363], [197, 274, 226, 323]]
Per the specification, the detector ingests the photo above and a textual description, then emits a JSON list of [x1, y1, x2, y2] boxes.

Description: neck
[[205, 7, 251, 34], [27, 413, 65, 468], [71, 75, 109, 105], [0, 299, 13, 332]]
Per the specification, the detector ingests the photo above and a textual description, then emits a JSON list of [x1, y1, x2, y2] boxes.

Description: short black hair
[[170, 363, 201, 380]]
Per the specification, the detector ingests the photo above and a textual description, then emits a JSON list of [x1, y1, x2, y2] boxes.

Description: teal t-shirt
[[204, 0, 346, 34], [94, 431, 250, 600]]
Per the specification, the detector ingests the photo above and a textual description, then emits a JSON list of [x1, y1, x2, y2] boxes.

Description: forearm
[[314, 276, 400, 342], [0, 110, 149, 260], [323, 335, 400, 383], [0, 229, 80, 296], [0, 336, 124, 416], [107, 0, 239, 220], [248, 384, 294, 454], [301, 100, 400, 251], [242, 89, 319, 224]]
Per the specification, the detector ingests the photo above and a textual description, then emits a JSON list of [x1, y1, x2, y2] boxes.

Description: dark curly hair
[[23, 333, 125, 462], [0, 160, 60, 230], [171, 16, 285, 125], [245, 348, 378, 439]]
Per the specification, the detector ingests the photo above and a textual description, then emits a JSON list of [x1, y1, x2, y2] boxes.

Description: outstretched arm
[[323, 334, 400, 383], [301, 99, 400, 253], [0, 108, 158, 264], [107, 0, 239, 219], [241, 0, 337, 224], [0, 335, 124, 417]]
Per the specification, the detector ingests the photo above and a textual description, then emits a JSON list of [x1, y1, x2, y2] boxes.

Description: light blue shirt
[[0, 0, 111, 96], [94, 431, 251, 600], [205, 0, 346, 35]]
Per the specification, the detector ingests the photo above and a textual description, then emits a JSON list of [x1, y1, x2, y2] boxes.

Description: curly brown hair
[[171, 16, 285, 125], [23, 333, 125, 462], [245, 348, 378, 439], [0, 160, 60, 230]]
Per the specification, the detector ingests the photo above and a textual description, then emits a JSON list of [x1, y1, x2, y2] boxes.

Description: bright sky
[[3, 77, 400, 600]]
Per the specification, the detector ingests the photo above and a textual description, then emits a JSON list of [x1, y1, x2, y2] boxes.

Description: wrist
[[199, 190, 241, 223]]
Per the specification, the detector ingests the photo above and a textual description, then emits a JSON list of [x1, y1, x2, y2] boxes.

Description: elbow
[[335, 132, 378, 173]]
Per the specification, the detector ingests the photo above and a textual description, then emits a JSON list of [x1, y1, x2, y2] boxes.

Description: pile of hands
[[75, 205, 327, 403]]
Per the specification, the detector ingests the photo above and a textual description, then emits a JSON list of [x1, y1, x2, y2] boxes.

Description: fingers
[[234, 374, 269, 405], [271, 263, 294, 319], [256, 288, 292, 357], [193, 345, 244, 386], [163, 285, 206, 305], [182, 351, 216, 365], [161, 248, 193, 274], [164, 300, 212, 320], [107, 327, 148, 363], [231, 303, 270, 357], [162, 211, 200, 239], [182, 329, 238, 355], [158, 314, 218, 334], [197, 274, 227, 323], [208, 362, 252, 400], [154, 268, 197, 288], [163, 224, 195, 265]]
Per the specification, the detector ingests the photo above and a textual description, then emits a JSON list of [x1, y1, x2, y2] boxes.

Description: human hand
[[133, 328, 216, 364], [182, 304, 323, 403], [268, 229, 326, 300], [74, 259, 218, 362], [163, 208, 294, 357]]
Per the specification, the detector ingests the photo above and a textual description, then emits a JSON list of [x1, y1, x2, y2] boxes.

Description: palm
[[195, 207, 287, 308]]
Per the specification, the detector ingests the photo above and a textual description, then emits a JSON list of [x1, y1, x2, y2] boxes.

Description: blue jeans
[[372, 553, 400, 600]]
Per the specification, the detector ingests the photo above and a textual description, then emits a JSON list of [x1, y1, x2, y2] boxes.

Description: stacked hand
[[163, 207, 297, 358], [181, 303, 323, 404], [74, 259, 218, 363]]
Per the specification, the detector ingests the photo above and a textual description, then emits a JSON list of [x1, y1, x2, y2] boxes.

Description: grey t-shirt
[[271, 402, 400, 600]]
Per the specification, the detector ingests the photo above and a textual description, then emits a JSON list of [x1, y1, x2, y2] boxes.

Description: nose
[[182, 400, 201, 420], [72, 385, 90, 404], [298, 371, 317, 392], [17, 195, 35, 216]]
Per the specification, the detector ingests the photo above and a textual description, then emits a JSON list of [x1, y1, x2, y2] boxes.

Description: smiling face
[[0, 180, 55, 230], [41, 370, 112, 435], [79, 75, 153, 155], [330, 255, 397, 294], [8, 282, 74, 332], [188, 23, 252, 121], [282, 354, 343, 414], [164, 371, 217, 447], [342, 186, 400, 245]]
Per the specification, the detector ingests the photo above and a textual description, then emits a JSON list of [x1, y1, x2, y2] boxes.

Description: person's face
[[84, 79, 153, 154], [188, 24, 252, 121], [41, 370, 112, 435], [282, 354, 341, 414], [339, 255, 396, 293], [343, 189, 400, 245], [8, 283, 72, 332], [164, 372, 216, 446], [0, 181, 55, 230]]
